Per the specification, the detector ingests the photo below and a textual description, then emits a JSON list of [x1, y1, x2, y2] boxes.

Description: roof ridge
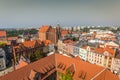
[[54, 53, 57, 69], [90, 68, 106, 80]]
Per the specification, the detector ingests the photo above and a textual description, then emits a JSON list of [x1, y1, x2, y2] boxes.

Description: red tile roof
[[39, 25, 51, 33], [83, 46, 116, 57], [61, 30, 69, 37], [0, 54, 55, 80], [7, 36, 18, 41], [63, 39, 76, 45], [56, 54, 119, 80], [43, 40, 52, 46], [104, 46, 115, 56], [28, 69, 37, 80], [22, 40, 36, 48], [0, 31, 6, 37], [104, 69, 120, 80], [95, 48, 104, 54], [16, 60, 28, 70], [56, 54, 103, 80], [0, 53, 119, 80]]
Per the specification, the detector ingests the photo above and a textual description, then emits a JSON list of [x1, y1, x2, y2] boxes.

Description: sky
[[0, 0, 120, 28]]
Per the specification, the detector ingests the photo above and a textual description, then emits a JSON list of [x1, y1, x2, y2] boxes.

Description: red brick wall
[[38, 32, 47, 40], [47, 32, 56, 43]]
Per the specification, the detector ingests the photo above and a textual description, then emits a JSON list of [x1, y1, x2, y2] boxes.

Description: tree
[[58, 70, 73, 80], [0, 42, 6, 48], [6, 29, 38, 37], [72, 37, 79, 41], [30, 53, 37, 62], [30, 50, 44, 62], [15, 56, 19, 64], [35, 50, 44, 60]]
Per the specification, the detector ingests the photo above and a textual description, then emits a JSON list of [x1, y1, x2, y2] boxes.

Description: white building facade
[[58, 39, 120, 75]]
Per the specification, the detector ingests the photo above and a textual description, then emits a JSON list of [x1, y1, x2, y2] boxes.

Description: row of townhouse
[[58, 39, 120, 75]]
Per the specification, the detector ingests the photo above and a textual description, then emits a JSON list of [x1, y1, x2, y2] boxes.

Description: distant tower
[[56, 24, 61, 39], [71, 27, 74, 31]]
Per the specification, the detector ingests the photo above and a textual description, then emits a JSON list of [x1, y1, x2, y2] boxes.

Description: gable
[[39, 25, 51, 33]]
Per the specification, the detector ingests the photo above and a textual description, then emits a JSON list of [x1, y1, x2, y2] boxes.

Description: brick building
[[12, 40, 54, 64], [38, 24, 70, 44]]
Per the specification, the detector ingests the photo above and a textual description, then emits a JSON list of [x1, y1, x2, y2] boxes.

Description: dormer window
[[28, 69, 40, 80]]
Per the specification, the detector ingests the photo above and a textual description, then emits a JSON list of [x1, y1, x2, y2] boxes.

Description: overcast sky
[[0, 0, 120, 28]]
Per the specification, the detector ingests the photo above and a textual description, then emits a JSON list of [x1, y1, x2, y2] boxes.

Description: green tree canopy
[[30, 50, 44, 62], [0, 42, 6, 47], [6, 29, 38, 37], [35, 50, 44, 60], [58, 70, 73, 80], [30, 53, 37, 62]]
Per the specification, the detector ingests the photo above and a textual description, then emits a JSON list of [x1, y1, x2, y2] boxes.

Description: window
[[105, 56, 107, 59], [109, 57, 112, 60], [108, 65, 111, 67]]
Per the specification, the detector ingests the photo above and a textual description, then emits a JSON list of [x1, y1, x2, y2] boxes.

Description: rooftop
[[0, 53, 119, 80], [7, 36, 18, 41], [39, 25, 51, 33], [0, 31, 6, 37], [83, 46, 116, 57]]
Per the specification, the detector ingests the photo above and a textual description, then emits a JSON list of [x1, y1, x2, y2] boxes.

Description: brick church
[[38, 24, 70, 44]]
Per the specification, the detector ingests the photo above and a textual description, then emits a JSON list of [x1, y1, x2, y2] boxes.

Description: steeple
[[56, 23, 61, 39]]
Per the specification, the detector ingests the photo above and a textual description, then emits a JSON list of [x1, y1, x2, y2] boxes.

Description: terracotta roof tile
[[0, 53, 119, 80], [28, 69, 37, 80], [83, 46, 115, 56], [55, 54, 108, 80], [96, 48, 104, 54], [0, 54, 55, 80], [16, 60, 28, 70], [104, 46, 115, 56], [61, 30, 69, 37], [39, 25, 51, 33], [7, 37, 18, 41], [22, 40, 36, 48], [104, 69, 119, 80], [43, 40, 52, 46], [63, 39, 76, 45], [66, 64, 76, 75], [0, 31, 6, 37]]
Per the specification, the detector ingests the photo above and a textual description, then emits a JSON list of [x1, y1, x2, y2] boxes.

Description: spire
[[57, 23, 60, 28]]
